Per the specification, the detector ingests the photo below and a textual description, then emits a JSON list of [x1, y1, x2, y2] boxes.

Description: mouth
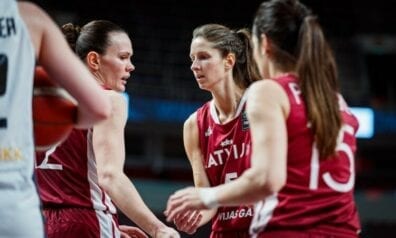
[[196, 75, 205, 80], [121, 76, 130, 84]]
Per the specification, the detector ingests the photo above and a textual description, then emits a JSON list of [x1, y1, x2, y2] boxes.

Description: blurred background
[[31, 0, 396, 237]]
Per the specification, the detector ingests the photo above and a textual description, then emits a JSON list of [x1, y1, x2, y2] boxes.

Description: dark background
[[31, 0, 396, 237]]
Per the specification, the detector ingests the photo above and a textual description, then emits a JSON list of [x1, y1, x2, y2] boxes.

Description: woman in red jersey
[[165, 1, 361, 237], [35, 20, 179, 238], [169, 24, 261, 237]]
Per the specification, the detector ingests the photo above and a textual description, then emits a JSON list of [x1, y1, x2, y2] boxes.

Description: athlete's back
[[250, 75, 361, 237], [0, 0, 44, 236]]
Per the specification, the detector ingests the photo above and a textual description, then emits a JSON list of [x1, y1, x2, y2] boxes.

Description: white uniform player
[[0, 0, 44, 237]]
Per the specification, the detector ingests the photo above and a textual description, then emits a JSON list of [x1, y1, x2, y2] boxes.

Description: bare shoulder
[[249, 79, 284, 95], [249, 79, 288, 103], [106, 90, 125, 101], [104, 91, 127, 116], [18, 1, 41, 13], [18, 1, 48, 22], [18, 1, 53, 57], [183, 111, 198, 131], [248, 79, 290, 117]]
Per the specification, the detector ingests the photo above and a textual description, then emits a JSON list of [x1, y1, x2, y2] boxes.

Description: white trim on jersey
[[209, 88, 250, 124], [86, 129, 117, 213], [249, 194, 279, 237], [95, 210, 120, 238], [86, 129, 118, 237]]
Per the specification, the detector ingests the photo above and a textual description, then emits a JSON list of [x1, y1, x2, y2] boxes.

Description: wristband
[[198, 187, 219, 209]]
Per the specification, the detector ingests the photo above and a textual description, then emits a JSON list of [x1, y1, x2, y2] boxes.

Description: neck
[[212, 84, 244, 124], [268, 61, 296, 79]]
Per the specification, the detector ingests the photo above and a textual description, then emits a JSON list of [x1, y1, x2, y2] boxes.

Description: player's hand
[[164, 187, 206, 223], [154, 226, 180, 238], [119, 225, 148, 238], [172, 210, 202, 235]]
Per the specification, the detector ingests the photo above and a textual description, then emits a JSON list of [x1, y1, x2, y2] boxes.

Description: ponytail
[[234, 29, 261, 88], [296, 16, 341, 158]]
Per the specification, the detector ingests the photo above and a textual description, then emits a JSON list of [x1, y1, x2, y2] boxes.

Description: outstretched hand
[[164, 186, 206, 223], [119, 225, 148, 238]]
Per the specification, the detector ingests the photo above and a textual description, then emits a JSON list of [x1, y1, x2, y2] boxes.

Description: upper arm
[[18, 2, 78, 74], [93, 92, 127, 173], [246, 80, 289, 192], [18, 2, 110, 125], [17, 2, 42, 58], [183, 113, 210, 187]]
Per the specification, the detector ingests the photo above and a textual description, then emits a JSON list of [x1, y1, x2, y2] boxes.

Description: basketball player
[[165, 0, 361, 237], [0, 1, 111, 237], [35, 20, 179, 238], [169, 24, 261, 237]]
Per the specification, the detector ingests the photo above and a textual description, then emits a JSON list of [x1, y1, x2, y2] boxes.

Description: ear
[[224, 52, 236, 71], [260, 33, 271, 56], [86, 51, 100, 71]]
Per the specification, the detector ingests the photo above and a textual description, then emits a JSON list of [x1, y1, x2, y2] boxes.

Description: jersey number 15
[[309, 124, 355, 193]]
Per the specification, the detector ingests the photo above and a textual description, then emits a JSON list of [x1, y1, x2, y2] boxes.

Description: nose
[[190, 60, 198, 71], [127, 61, 135, 73]]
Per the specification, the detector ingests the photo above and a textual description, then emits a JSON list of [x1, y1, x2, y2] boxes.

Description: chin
[[117, 86, 126, 92]]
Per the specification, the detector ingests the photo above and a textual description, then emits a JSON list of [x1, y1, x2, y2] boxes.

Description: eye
[[198, 55, 209, 60]]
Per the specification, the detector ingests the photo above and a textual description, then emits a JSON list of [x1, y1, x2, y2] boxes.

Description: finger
[[166, 202, 189, 222], [173, 210, 192, 230], [165, 196, 187, 222], [182, 211, 202, 234], [120, 231, 131, 238], [164, 193, 184, 217]]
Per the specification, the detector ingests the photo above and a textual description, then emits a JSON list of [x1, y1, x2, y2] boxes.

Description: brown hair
[[61, 20, 127, 60], [192, 24, 261, 89], [253, 0, 341, 158]]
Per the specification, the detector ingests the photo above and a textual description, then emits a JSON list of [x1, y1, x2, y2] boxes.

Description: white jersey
[[0, 0, 44, 237]]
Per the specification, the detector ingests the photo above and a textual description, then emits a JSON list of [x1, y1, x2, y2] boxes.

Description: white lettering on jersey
[[205, 127, 213, 137], [220, 139, 233, 147], [217, 207, 253, 221], [309, 124, 355, 192], [207, 142, 250, 168], [0, 17, 16, 38]]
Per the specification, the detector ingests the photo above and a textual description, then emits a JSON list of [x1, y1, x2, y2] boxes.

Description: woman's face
[[189, 37, 227, 91], [98, 32, 134, 92]]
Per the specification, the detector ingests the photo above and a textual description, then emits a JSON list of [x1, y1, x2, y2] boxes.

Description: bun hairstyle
[[61, 20, 127, 60], [61, 23, 81, 52]]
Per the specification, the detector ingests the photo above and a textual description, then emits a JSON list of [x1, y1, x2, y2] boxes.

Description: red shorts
[[210, 230, 250, 238], [43, 208, 119, 238], [256, 230, 359, 238]]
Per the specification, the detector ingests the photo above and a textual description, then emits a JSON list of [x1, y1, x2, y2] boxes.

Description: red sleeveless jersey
[[196, 92, 253, 235], [35, 128, 116, 213], [250, 75, 361, 237]]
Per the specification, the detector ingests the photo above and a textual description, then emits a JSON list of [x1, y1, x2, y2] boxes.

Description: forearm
[[101, 173, 166, 237], [209, 168, 270, 207], [198, 209, 216, 227]]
